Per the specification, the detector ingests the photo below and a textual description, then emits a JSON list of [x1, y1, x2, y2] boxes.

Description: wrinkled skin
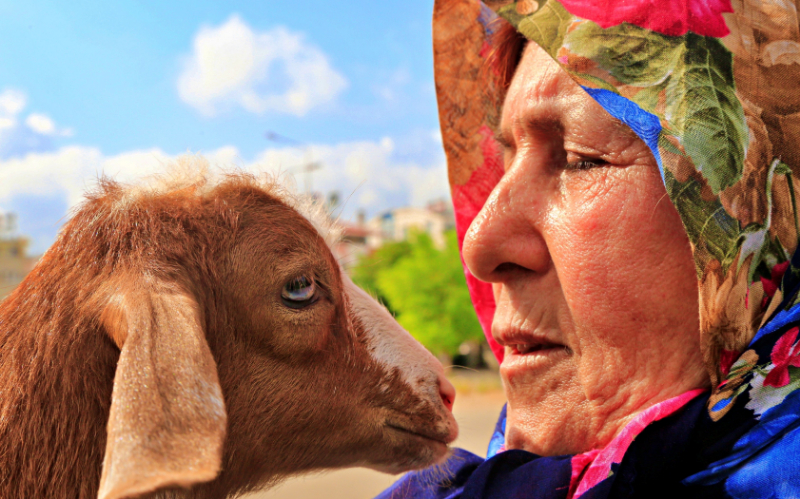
[[462, 42, 710, 456]]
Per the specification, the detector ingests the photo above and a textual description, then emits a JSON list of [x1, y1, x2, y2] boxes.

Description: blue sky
[[0, 0, 448, 253]]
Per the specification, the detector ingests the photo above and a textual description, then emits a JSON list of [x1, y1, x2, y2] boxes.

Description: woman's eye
[[281, 275, 317, 308], [565, 158, 608, 170]]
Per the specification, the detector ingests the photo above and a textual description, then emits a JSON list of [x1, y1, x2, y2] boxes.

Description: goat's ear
[[97, 283, 227, 499]]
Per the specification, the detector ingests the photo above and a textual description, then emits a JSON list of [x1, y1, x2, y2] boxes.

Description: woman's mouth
[[509, 337, 571, 356], [494, 328, 572, 378], [500, 335, 572, 379], [512, 343, 564, 355]]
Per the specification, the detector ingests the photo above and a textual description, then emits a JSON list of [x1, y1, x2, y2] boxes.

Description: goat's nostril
[[441, 393, 453, 412], [439, 376, 456, 412]]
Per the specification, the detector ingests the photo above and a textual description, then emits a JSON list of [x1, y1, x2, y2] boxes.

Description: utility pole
[[298, 160, 322, 194], [265, 131, 323, 194]]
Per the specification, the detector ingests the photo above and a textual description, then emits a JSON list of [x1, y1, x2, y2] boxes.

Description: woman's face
[[462, 42, 709, 456]]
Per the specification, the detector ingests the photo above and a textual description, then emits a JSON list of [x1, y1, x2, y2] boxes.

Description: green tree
[[354, 230, 484, 359], [350, 238, 412, 314]]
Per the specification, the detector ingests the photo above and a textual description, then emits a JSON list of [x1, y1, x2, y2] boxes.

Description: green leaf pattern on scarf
[[664, 170, 740, 274], [666, 34, 747, 195], [566, 22, 683, 86], [497, 1, 572, 57]]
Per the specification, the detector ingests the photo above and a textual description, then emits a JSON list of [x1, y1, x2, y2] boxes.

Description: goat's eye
[[281, 275, 317, 308]]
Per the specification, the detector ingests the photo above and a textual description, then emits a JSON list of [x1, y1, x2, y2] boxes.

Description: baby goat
[[0, 160, 458, 499]]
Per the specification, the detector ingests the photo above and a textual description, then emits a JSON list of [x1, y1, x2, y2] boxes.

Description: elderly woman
[[378, 0, 800, 497]]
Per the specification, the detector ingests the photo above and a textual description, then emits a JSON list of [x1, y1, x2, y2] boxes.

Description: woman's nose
[[462, 173, 550, 283]]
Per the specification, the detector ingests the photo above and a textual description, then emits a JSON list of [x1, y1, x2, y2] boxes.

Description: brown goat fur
[[0, 159, 457, 499]]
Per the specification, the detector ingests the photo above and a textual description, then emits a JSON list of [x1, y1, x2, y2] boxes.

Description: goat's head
[[75, 161, 458, 499]]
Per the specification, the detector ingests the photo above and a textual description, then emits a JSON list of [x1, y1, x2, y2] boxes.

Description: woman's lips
[[496, 329, 567, 355], [499, 333, 571, 379], [511, 342, 563, 355]]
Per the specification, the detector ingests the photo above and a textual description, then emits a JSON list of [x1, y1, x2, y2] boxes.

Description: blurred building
[[366, 200, 455, 249], [324, 194, 456, 273], [331, 211, 372, 272], [0, 211, 38, 300]]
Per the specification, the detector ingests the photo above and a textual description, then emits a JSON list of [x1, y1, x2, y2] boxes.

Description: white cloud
[[178, 15, 347, 117], [251, 136, 449, 217], [0, 88, 73, 158], [0, 89, 26, 116], [25, 113, 55, 135], [0, 135, 450, 254], [24, 113, 73, 137], [0, 146, 245, 209]]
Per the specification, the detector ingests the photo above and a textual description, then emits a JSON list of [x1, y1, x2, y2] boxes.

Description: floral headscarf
[[434, 0, 800, 387]]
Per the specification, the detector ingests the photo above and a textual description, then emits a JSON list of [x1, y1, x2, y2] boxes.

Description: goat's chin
[[365, 445, 452, 475], [363, 424, 454, 475]]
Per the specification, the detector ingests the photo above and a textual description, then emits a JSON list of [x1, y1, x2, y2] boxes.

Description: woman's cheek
[[551, 176, 632, 313], [552, 169, 669, 335]]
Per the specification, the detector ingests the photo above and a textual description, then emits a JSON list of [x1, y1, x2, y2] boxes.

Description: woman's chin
[[500, 344, 571, 387], [501, 354, 595, 457]]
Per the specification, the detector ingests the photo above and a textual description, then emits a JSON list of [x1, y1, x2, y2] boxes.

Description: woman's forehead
[[499, 47, 571, 136], [499, 45, 629, 141]]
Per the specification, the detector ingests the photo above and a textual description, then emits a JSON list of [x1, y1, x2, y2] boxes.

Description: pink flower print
[[569, 449, 600, 499], [761, 260, 790, 308], [556, 0, 733, 38], [764, 327, 800, 388]]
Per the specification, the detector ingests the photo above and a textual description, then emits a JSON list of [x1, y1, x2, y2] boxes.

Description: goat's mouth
[[365, 424, 452, 474], [368, 417, 457, 472], [385, 423, 456, 446]]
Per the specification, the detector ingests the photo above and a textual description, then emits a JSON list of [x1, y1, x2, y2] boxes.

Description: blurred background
[[0, 1, 504, 497]]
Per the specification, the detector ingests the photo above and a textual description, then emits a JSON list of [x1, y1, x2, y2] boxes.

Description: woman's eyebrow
[[495, 95, 563, 151], [522, 101, 563, 135]]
